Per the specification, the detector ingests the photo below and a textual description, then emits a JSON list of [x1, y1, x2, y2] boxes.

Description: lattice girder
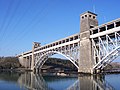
[[92, 31, 120, 70], [33, 45, 80, 70]]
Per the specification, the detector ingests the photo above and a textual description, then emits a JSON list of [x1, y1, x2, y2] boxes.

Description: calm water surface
[[0, 71, 119, 90]]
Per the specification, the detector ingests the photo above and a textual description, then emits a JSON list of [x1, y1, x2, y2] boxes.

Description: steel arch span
[[91, 31, 120, 71], [93, 46, 120, 70], [34, 50, 79, 70]]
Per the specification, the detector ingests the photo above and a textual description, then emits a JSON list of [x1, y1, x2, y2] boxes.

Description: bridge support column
[[31, 44, 35, 71], [79, 11, 98, 74], [79, 38, 94, 74], [31, 42, 41, 71]]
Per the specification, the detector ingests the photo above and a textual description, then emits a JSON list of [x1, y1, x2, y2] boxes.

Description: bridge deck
[[18, 33, 80, 57], [18, 18, 120, 57]]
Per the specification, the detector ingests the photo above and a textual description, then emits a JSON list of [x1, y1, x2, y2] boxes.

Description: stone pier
[[79, 11, 98, 74]]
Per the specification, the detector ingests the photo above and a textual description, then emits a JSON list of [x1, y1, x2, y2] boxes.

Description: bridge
[[18, 11, 120, 74]]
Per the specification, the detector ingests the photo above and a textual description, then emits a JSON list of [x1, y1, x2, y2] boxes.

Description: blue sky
[[0, 0, 120, 56]]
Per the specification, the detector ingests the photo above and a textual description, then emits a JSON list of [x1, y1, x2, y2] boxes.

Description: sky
[[0, 0, 120, 57]]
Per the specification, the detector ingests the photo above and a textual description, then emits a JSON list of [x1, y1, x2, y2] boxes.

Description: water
[[0, 71, 119, 90]]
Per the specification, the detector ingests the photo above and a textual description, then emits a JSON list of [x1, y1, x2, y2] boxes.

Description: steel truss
[[33, 44, 80, 70], [92, 31, 120, 70]]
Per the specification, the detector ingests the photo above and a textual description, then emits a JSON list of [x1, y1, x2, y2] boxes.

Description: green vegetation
[[0, 56, 120, 72], [0, 57, 77, 71], [43, 58, 77, 70], [0, 57, 21, 69], [105, 62, 120, 70]]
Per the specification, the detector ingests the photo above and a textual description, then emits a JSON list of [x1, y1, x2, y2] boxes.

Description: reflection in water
[[67, 75, 115, 90], [18, 72, 50, 90], [18, 72, 115, 90], [0, 71, 20, 82], [67, 79, 79, 90]]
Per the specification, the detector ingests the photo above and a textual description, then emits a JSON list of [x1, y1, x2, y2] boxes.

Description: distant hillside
[[111, 62, 120, 68], [1, 57, 119, 72], [104, 62, 120, 70], [0, 57, 21, 69], [43, 58, 77, 71], [0, 57, 77, 71]]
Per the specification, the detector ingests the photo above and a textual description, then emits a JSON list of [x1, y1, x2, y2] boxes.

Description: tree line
[[0, 57, 77, 70], [0, 57, 21, 69], [0, 56, 119, 71]]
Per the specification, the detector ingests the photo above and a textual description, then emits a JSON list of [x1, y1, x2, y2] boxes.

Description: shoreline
[[1, 68, 120, 75]]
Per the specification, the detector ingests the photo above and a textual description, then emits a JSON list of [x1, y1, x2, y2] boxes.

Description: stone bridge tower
[[79, 11, 98, 74]]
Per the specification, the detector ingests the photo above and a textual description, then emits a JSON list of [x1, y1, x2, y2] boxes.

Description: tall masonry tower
[[79, 11, 98, 74]]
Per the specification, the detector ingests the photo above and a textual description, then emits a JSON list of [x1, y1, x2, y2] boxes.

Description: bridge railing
[[90, 18, 120, 35]]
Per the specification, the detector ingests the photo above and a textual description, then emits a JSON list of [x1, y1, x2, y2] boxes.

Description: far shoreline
[[0, 68, 120, 76]]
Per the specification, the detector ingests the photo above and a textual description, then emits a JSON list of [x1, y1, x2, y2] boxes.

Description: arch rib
[[93, 46, 120, 70], [34, 51, 79, 70]]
